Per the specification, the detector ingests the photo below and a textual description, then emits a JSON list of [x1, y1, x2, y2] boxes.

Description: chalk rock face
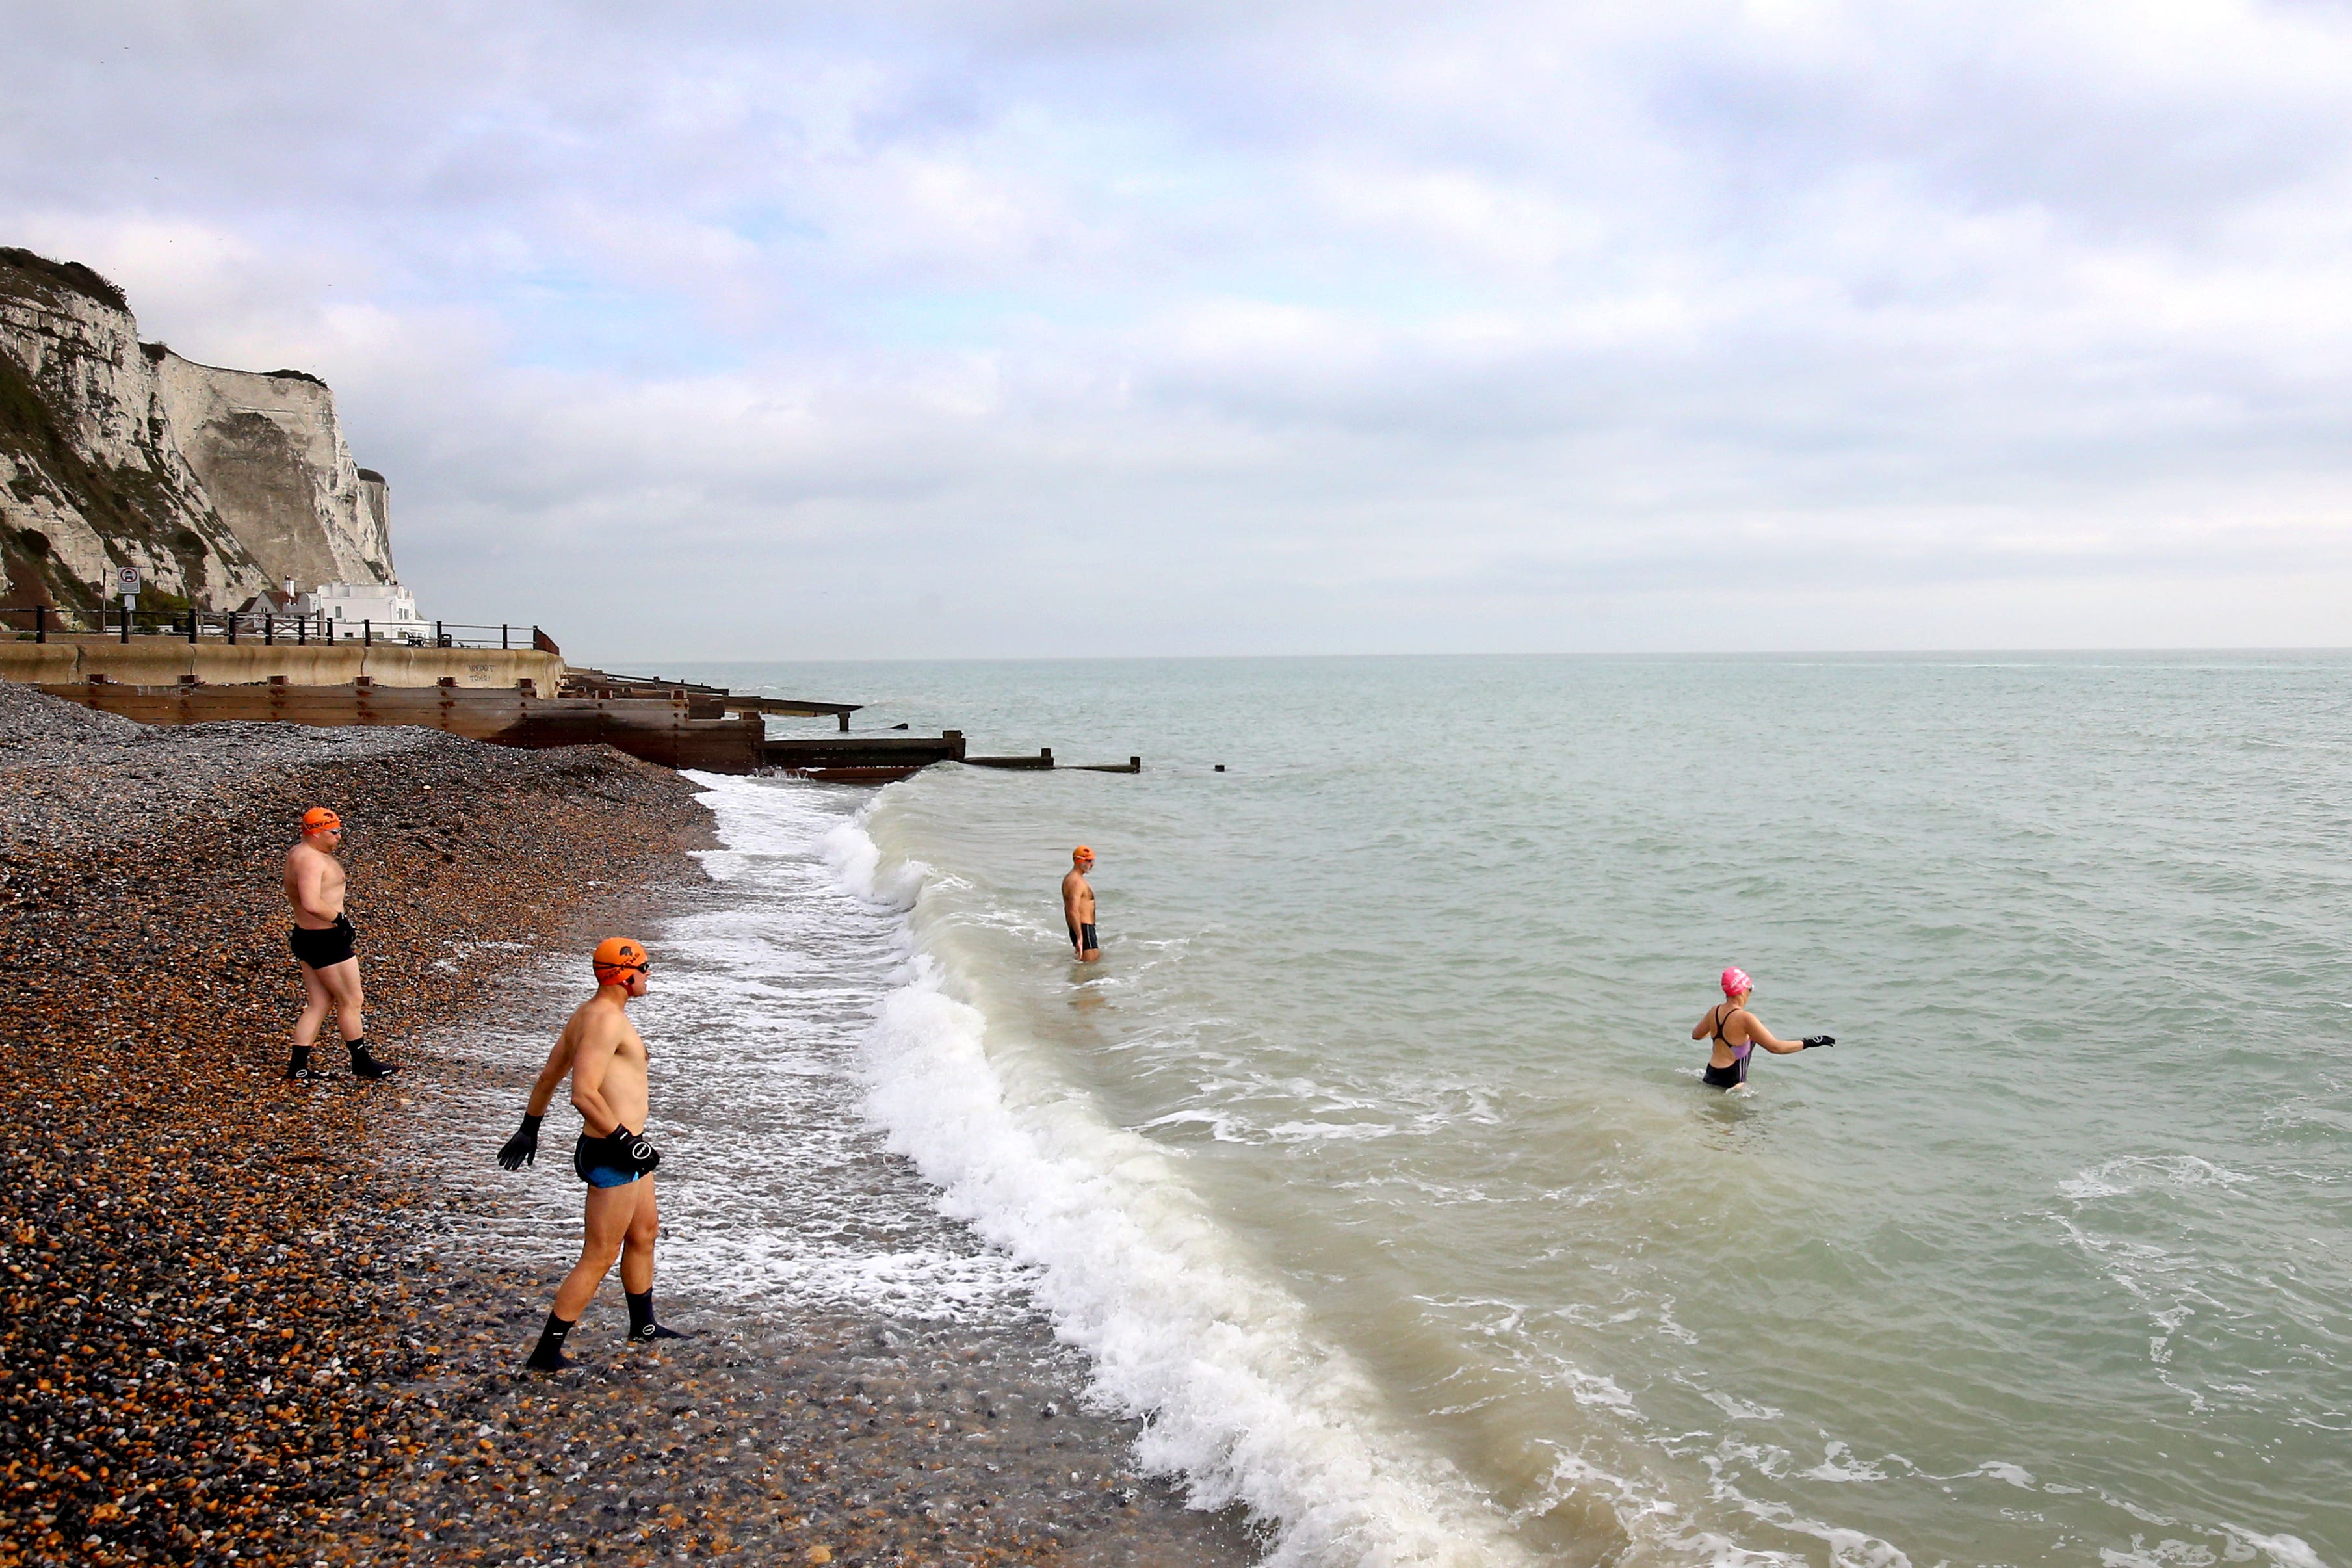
[[153, 351, 397, 592], [0, 248, 271, 613], [0, 246, 397, 618], [358, 468, 391, 552]]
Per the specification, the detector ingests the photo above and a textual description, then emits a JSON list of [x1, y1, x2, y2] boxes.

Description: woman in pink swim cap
[[1692, 967, 1833, 1089]]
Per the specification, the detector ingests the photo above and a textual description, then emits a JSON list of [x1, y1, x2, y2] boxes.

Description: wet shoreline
[[381, 852, 1261, 1568], [0, 681, 1253, 1567]]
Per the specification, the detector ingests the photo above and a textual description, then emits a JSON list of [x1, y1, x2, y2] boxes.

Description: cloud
[[4, 0, 2351, 656]]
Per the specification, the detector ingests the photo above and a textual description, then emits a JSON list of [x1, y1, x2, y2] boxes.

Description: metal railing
[[4, 605, 549, 651]]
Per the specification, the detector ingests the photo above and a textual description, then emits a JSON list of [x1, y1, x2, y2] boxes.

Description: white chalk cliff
[[153, 350, 395, 591], [0, 246, 397, 617]]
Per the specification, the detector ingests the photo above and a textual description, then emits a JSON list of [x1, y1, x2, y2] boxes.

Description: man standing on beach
[[284, 807, 397, 1080], [1062, 846, 1100, 962], [502, 937, 690, 1370]]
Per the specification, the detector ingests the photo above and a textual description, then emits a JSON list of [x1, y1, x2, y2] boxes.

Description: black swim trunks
[[573, 1128, 660, 1188], [1069, 922, 1099, 954], [289, 915, 356, 969]]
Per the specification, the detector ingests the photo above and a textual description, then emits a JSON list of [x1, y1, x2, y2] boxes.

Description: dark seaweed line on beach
[[0, 683, 1255, 1568]]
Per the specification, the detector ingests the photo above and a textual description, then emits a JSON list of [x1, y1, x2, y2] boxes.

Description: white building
[[294, 580, 432, 642]]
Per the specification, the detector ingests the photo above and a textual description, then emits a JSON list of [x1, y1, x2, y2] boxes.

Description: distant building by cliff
[[294, 581, 432, 642]]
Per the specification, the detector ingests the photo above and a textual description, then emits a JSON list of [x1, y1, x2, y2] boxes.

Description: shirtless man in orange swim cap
[[500, 938, 691, 1369], [1062, 846, 1100, 962], [283, 807, 397, 1080]]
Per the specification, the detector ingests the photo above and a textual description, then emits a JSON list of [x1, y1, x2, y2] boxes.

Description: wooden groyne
[[33, 677, 1140, 783], [38, 675, 766, 772], [967, 747, 1055, 770], [560, 666, 863, 731], [763, 731, 968, 782], [967, 748, 1142, 774]]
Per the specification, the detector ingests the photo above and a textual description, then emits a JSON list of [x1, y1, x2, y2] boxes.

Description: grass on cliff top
[[0, 246, 129, 313]]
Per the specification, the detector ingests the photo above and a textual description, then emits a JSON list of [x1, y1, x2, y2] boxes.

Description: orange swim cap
[[302, 807, 342, 834], [1073, 845, 1094, 862], [593, 937, 649, 984]]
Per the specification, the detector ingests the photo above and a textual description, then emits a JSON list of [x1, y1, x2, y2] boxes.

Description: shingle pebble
[[0, 681, 1256, 1568]]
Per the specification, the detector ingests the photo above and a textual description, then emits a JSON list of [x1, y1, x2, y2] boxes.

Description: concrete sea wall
[[0, 639, 562, 691]]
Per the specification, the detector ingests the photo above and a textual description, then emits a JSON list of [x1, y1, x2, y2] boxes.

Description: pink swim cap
[[1721, 967, 1753, 997]]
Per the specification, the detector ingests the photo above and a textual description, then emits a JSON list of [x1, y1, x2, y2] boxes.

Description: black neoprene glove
[[498, 1112, 544, 1170], [1803, 1035, 1835, 1049], [614, 1125, 662, 1175]]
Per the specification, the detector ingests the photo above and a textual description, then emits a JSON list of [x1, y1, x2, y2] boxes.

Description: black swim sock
[[626, 1290, 690, 1342], [285, 1046, 320, 1081], [347, 1039, 399, 1079], [526, 1311, 577, 1370]]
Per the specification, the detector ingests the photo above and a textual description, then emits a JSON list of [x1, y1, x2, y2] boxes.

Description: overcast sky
[[7, 1, 2351, 659]]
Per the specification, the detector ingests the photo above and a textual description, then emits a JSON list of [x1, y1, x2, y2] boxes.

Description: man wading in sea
[[1063, 845, 1101, 962], [283, 806, 397, 1080], [499, 937, 691, 1368]]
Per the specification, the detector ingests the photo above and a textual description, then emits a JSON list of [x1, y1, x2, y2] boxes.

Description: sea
[[633, 653, 2351, 1568]]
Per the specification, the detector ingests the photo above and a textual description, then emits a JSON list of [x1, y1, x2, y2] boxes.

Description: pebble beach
[[0, 680, 1252, 1568]]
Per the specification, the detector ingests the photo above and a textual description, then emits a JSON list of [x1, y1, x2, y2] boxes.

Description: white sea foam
[[1703, 1392, 1783, 1423], [2059, 1156, 2259, 1203], [1968, 1461, 2037, 1490], [821, 811, 925, 910], [459, 772, 1044, 1321], [2216, 1527, 2328, 1568], [1801, 1444, 1892, 1484], [833, 797, 1539, 1568]]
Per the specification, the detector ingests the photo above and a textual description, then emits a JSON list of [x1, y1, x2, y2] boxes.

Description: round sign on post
[[114, 565, 141, 602]]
